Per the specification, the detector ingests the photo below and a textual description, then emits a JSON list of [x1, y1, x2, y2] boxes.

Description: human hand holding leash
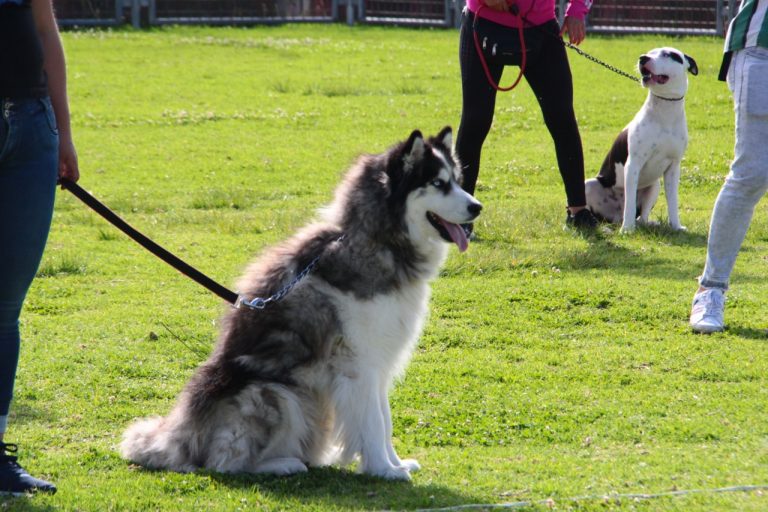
[[560, 16, 586, 45], [58, 135, 80, 185]]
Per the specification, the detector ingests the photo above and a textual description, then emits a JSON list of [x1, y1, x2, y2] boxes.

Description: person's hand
[[58, 137, 79, 184], [482, 0, 509, 12], [560, 16, 586, 45]]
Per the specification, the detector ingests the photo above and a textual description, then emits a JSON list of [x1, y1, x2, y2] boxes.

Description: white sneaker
[[689, 288, 725, 333]]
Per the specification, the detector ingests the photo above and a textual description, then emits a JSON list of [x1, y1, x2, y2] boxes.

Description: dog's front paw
[[399, 458, 421, 473], [253, 457, 309, 475], [362, 464, 412, 481], [619, 225, 636, 234], [672, 224, 687, 232]]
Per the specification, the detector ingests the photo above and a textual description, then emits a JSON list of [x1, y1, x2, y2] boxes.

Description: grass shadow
[[206, 466, 486, 510], [552, 225, 707, 281], [556, 231, 651, 267], [0, 497, 57, 511], [726, 326, 768, 340], [632, 223, 709, 247], [6, 404, 56, 428], [588, 222, 709, 247]]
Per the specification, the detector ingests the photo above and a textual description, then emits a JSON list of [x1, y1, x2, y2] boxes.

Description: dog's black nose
[[639, 55, 650, 65], [468, 202, 482, 216]]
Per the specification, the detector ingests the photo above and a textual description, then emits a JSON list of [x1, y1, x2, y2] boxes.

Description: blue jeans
[[0, 97, 59, 433], [700, 47, 768, 290]]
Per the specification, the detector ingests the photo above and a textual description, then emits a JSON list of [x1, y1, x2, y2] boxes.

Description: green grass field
[[2, 24, 767, 511]]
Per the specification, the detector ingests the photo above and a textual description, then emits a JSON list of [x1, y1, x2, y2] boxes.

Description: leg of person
[[691, 48, 768, 333], [0, 98, 59, 495], [455, 10, 504, 197], [523, 22, 596, 229]]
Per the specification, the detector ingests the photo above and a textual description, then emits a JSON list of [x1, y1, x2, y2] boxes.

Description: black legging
[[455, 12, 586, 207]]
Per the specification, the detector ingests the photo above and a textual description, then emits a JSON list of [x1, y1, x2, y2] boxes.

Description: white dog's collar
[[652, 93, 685, 102]]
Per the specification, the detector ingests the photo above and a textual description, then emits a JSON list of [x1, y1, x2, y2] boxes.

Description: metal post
[[716, 0, 724, 35], [331, 0, 357, 25], [131, 0, 140, 28], [346, 0, 354, 25], [455, 0, 465, 27], [557, 0, 566, 25], [149, 0, 156, 26], [357, 0, 365, 23]]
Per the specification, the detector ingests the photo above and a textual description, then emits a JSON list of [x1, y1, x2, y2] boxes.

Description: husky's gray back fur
[[120, 128, 481, 479]]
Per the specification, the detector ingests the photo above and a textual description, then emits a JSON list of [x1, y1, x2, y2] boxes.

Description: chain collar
[[236, 234, 345, 310]]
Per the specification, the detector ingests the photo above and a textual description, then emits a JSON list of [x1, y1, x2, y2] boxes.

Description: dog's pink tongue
[[438, 217, 469, 253]]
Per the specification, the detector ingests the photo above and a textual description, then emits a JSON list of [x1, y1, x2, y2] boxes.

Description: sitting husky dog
[[120, 127, 482, 480], [585, 47, 698, 232]]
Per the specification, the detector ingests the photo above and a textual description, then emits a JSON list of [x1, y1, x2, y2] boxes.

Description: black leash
[[60, 178, 239, 305]]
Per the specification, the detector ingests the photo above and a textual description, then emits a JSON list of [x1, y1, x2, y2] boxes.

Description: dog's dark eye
[[665, 51, 684, 65], [430, 178, 445, 188]]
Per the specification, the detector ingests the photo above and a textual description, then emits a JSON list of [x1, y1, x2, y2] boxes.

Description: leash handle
[[472, 4, 639, 90], [60, 178, 239, 305], [472, 4, 527, 92]]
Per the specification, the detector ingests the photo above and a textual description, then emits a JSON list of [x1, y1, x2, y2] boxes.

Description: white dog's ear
[[685, 54, 699, 76], [403, 130, 425, 169], [436, 126, 452, 150]]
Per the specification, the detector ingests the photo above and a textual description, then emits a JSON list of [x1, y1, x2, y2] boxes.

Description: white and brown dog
[[585, 47, 698, 232]]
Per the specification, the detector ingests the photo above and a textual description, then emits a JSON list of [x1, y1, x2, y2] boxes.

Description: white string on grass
[[416, 484, 768, 511]]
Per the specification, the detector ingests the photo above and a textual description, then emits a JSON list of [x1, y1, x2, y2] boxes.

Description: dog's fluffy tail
[[120, 416, 197, 472]]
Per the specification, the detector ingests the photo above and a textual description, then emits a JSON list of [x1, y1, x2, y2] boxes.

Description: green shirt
[[725, 0, 768, 51]]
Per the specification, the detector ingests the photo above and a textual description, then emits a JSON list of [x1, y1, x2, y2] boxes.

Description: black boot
[[565, 208, 598, 230], [0, 442, 56, 496]]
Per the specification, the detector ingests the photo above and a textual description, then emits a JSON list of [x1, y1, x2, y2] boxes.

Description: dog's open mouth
[[640, 65, 669, 85], [427, 212, 469, 252]]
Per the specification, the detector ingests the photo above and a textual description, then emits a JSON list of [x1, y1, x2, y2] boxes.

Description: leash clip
[[235, 296, 268, 310], [234, 234, 344, 311]]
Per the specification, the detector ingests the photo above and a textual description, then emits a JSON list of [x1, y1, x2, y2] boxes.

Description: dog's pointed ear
[[403, 130, 425, 169], [436, 126, 452, 150], [685, 54, 699, 76]]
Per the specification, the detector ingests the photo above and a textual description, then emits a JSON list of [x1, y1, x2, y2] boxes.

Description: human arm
[[561, 0, 592, 45], [32, 0, 79, 183]]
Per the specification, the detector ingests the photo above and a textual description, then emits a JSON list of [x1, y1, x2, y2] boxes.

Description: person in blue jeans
[[689, 0, 768, 333], [0, 0, 80, 495]]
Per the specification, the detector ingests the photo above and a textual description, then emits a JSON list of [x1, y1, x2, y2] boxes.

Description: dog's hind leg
[[585, 178, 623, 223], [637, 181, 661, 225], [253, 457, 308, 475]]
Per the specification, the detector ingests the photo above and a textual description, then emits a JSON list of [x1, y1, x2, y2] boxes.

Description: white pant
[[700, 47, 768, 290]]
